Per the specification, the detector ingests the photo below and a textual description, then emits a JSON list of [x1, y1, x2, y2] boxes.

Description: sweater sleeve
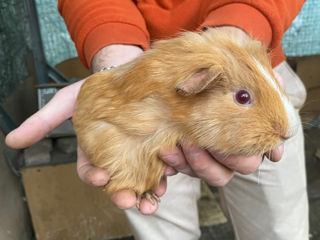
[[200, 0, 305, 49], [58, 0, 150, 68]]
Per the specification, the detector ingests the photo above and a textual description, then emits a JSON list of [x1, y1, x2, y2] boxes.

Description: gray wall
[[0, 131, 32, 240], [0, 52, 37, 239]]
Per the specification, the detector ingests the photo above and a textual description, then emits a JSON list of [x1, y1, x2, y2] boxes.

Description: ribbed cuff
[[200, 3, 273, 47], [270, 44, 286, 68], [83, 23, 150, 68]]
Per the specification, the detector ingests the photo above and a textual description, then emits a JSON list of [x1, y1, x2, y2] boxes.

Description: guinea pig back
[[72, 28, 297, 205]]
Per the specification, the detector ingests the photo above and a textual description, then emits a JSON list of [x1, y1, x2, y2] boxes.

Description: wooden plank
[[301, 87, 320, 124], [198, 182, 227, 227], [22, 163, 132, 240], [294, 56, 320, 124], [296, 55, 320, 90]]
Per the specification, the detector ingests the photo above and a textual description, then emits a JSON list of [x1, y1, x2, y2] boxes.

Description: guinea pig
[[72, 27, 297, 207]]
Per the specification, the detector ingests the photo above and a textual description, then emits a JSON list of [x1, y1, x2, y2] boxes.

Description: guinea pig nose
[[264, 144, 284, 162], [280, 130, 294, 141], [280, 135, 290, 141]]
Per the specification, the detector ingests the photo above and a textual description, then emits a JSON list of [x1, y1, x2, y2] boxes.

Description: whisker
[[219, 153, 230, 162], [302, 116, 320, 129], [268, 150, 271, 161], [301, 99, 320, 107], [257, 162, 262, 185]]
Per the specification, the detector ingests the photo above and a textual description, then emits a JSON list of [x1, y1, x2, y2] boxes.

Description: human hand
[[160, 143, 284, 187], [6, 44, 166, 215]]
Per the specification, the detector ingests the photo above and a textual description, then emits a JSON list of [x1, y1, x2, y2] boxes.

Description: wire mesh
[[282, 0, 320, 56], [0, 0, 31, 102]]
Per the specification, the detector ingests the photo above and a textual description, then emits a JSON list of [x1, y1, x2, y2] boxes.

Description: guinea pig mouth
[[279, 129, 295, 141], [280, 135, 290, 141]]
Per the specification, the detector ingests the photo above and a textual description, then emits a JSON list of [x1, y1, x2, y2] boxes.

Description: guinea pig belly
[[74, 87, 181, 205], [75, 116, 167, 195]]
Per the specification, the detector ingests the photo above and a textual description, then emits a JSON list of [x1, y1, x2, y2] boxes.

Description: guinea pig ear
[[175, 68, 220, 96]]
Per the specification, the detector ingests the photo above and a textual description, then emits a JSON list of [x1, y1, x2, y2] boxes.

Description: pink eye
[[234, 89, 251, 105]]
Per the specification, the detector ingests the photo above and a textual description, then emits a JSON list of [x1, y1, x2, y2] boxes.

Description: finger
[[160, 147, 196, 177], [210, 151, 262, 175], [77, 146, 110, 186], [267, 144, 284, 162], [111, 178, 166, 214], [164, 166, 178, 176], [154, 176, 167, 197], [110, 190, 137, 210], [139, 176, 167, 215], [77, 146, 137, 210], [5, 80, 85, 149], [138, 196, 159, 215], [182, 143, 234, 187]]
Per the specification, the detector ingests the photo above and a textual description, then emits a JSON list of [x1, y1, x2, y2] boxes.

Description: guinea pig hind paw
[[136, 190, 160, 209]]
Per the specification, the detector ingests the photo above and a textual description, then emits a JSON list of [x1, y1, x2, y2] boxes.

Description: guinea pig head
[[174, 54, 297, 158]]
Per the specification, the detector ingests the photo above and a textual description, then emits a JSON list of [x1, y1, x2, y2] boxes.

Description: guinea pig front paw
[[136, 190, 160, 209]]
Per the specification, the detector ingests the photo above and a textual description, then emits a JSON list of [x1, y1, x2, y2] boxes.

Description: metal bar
[[24, 0, 48, 84], [47, 65, 69, 83], [24, 0, 70, 85], [0, 105, 17, 135]]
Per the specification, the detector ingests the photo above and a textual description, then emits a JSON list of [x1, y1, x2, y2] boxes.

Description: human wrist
[[213, 26, 252, 44], [91, 44, 143, 73], [200, 3, 272, 47]]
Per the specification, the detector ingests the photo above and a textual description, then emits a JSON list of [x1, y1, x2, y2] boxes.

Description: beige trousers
[[125, 61, 309, 240]]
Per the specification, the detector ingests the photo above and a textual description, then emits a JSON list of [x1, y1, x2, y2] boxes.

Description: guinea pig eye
[[234, 89, 252, 105]]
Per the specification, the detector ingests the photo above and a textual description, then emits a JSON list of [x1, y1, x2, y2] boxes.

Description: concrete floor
[[305, 127, 320, 240]]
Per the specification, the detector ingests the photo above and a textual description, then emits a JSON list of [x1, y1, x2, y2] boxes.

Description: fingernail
[[88, 169, 109, 186], [270, 144, 284, 162]]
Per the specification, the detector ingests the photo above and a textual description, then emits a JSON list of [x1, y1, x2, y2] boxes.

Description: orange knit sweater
[[58, 0, 305, 69]]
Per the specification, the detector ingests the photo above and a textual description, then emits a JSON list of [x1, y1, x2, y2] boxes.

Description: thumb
[[5, 80, 84, 149]]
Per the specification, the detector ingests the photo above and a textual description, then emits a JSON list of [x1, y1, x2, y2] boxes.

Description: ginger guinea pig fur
[[73, 28, 297, 205]]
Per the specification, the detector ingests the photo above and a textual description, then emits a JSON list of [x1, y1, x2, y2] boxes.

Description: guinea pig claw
[[147, 191, 161, 204], [136, 191, 160, 209], [136, 195, 141, 209]]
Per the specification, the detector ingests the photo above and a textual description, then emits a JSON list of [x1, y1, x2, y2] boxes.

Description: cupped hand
[[5, 77, 164, 215], [76, 144, 167, 214], [5, 79, 84, 148], [6, 44, 161, 214], [160, 142, 284, 187]]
